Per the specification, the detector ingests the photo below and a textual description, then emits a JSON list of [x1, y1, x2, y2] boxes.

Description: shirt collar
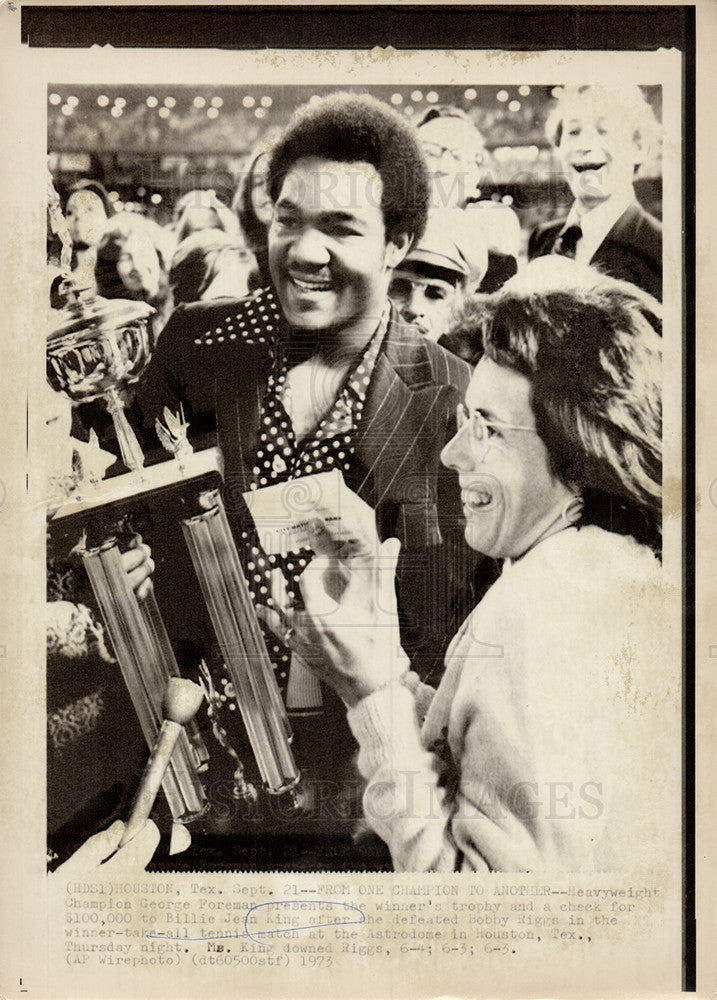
[[566, 188, 634, 250], [344, 300, 391, 404], [319, 302, 390, 435], [272, 301, 391, 439]]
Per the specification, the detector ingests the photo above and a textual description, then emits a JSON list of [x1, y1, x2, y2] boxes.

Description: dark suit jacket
[[528, 201, 662, 300], [136, 287, 480, 674]]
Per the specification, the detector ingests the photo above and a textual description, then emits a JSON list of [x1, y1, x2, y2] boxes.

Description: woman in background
[[232, 143, 277, 290], [49, 179, 113, 305], [95, 212, 175, 342], [169, 228, 257, 305]]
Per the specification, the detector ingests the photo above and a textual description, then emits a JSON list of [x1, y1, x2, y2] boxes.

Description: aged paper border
[[0, 2, 711, 997]]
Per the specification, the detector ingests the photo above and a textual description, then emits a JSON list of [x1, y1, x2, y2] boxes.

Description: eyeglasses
[[421, 140, 484, 168], [456, 402, 537, 450]]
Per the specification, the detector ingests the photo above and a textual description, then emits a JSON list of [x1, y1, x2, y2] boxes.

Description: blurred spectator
[[95, 213, 175, 341], [169, 228, 257, 304], [232, 144, 277, 290], [388, 208, 487, 342], [55, 180, 113, 298], [172, 188, 241, 244], [528, 85, 662, 300], [417, 105, 486, 210], [416, 106, 520, 292]]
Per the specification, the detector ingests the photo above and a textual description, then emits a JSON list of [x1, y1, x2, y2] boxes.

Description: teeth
[[463, 489, 493, 508], [291, 275, 331, 292]]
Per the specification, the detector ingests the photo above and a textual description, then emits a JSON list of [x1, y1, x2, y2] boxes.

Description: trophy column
[[182, 491, 301, 800], [81, 538, 207, 823]]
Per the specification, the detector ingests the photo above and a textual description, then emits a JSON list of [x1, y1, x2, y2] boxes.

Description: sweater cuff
[[347, 682, 425, 777]]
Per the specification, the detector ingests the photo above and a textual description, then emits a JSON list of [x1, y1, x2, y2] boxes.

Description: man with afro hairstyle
[[136, 93, 482, 865]]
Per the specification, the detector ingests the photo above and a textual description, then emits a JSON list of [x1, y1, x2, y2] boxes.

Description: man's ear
[[385, 232, 413, 270], [631, 128, 648, 168]]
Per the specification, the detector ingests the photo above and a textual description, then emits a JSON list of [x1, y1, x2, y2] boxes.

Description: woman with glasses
[[275, 258, 669, 872], [417, 106, 521, 293]]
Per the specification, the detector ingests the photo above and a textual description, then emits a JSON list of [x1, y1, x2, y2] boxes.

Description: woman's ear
[[385, 232, 413, 270]]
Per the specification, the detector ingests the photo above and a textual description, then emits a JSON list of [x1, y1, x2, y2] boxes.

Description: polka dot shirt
[[233, 299, 390, 700]]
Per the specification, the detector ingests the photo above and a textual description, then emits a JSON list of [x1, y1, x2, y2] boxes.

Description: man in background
[[529, 84, 662, 300], [388, 207, 488, 342], [416, 105, 520, 293]]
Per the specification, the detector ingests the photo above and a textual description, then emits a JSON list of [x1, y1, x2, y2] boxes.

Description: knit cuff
[[347, 682, 425, 777]]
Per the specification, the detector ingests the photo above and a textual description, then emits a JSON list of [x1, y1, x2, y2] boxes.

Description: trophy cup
[[46, 185, 300, 830], [47, 292, 154, 472]]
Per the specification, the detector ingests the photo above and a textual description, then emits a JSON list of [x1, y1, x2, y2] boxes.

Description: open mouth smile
[[462, 485, 494, 510], [289, 274, 333, 293]]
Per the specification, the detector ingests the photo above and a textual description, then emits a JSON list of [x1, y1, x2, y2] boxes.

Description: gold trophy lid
[[48, 292, 155, 343]]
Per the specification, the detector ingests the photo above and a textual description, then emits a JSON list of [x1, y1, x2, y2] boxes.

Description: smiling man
[[135, 93, 480, 859], [528, 85, 662, 300]]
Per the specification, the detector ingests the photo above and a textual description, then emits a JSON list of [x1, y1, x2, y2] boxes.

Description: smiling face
[[556, 92, 645, 212], [268, 157, 409, 341], [441, 357, 574, 560], [116, 232, 162, 299]]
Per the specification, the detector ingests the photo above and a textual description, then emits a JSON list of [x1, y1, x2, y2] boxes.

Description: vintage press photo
[[0, 9, 706, 999]]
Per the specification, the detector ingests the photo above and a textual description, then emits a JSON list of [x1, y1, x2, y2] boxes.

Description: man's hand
[[120, 534, 155, 600]]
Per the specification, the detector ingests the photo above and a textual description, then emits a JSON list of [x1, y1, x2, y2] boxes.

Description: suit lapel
[[592, 202, 641, 259], [356, 318, 447, 507]]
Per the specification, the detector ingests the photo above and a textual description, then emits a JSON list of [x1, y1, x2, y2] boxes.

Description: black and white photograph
[[44, 77, 672, 875], [0, 4, 708, 999]]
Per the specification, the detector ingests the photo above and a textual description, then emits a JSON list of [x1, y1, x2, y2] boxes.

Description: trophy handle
[[105, 386, 145, 471]]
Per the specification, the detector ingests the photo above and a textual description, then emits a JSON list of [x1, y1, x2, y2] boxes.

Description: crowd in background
[[48, 83, 662, 352], [45, 84, 667, 875]]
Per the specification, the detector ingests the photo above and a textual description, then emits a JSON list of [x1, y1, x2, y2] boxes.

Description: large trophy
[[46, 186, 301, 843]]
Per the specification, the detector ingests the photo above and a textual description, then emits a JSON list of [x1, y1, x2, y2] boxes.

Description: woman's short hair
[[267, 92, 430, 246], [449, 258, 662, 546]]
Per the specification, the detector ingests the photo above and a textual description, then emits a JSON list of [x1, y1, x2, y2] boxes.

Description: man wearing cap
[[388, 208, 488, 342]]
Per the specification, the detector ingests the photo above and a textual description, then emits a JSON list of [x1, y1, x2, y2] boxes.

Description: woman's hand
[[260, 521, 407, 708], [120, 534, 155, 601], [51, 820, 160, 878]]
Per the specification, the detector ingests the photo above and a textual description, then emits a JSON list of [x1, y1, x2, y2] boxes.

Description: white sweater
[[347, 526, 676, 872]]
